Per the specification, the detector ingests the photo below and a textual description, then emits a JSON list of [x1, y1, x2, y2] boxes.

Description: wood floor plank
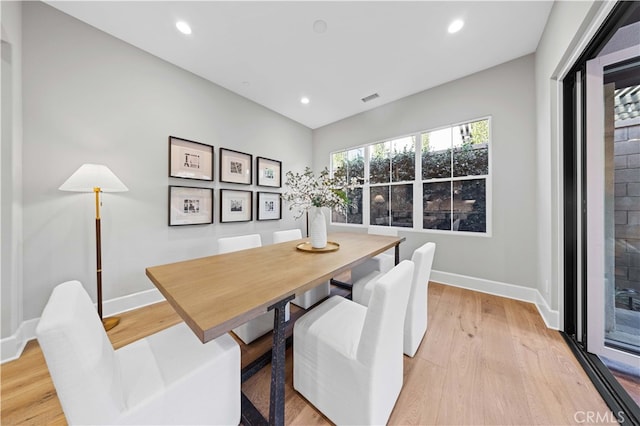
[[503, 298, 562, 425], [415, 284, 462, 367], [434, 289, 485, 425], [479, 313, 533, 425], [389, 358, 445, 425], [1, 282, 615, 426], [503, 294, 612, 425]]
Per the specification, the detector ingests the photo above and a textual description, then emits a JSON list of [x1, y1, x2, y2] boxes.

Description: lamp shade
[[59, 164, 128, 193]]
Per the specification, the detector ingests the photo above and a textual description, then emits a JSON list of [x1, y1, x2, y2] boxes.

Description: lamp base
[[102, 316, 120, 331]]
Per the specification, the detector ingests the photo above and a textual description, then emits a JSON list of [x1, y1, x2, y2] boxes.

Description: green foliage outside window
[[331, 118, 489, 232], [391, 148, 415, 182], [423, 119, 489, 178]]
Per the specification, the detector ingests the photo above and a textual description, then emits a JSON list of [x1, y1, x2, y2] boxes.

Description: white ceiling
[[46, 1, 554, 129]]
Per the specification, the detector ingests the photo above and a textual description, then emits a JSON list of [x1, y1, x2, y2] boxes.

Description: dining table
[[145, 231, 404, 426]]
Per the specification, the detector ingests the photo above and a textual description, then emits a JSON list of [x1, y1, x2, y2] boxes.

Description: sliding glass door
[[585, 50, 640, 368], [562, 4, 640, 421]]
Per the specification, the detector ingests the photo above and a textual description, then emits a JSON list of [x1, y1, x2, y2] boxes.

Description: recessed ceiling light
[[176, 21, 192, 35], [301, 97, 310, 105], [448, 19, 464, 34], [313, 19, 327, 34]]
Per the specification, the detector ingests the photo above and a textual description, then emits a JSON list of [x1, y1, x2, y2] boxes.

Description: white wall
[[19, 2, 312, 323], [534, 0, 605, 314], [313, 55, 539, 292], [1, 1, 24, 342]]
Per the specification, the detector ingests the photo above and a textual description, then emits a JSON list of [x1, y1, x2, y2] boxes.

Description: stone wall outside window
[[614, 123, 640, 306]]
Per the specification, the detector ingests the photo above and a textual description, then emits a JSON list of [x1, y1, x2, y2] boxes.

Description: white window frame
[[330, 116, 492, 237]]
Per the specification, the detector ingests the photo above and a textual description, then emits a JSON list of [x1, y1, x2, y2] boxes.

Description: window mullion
[[364, 145, 370, 226], [387, 145, 392, 225], [450, 128, 455, 231], [414, 133, 422, 231]]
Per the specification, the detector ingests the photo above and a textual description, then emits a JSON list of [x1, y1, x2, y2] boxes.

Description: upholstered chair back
[[405, 242, 436, 355], [218, 234, 262, 254], [356, 260, 413, 422], [358, 260, 413, 359], [273, 229, 302, 243], [36, 281, 124, 425]]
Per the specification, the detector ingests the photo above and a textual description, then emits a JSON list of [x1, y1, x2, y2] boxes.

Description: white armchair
[[218, 234, 289, 344], [36, 280, 240, 425], [353, 242, 436, 357], [350, 227, 398, 283], [273, 229, 330, 309], [294, 260, 415, 425]]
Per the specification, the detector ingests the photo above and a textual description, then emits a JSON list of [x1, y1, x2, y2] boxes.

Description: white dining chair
[[349, 227, 398, 283], [273, 229, 330, 309], [218, 233, 289, 344], [352, 242, 436, 357], [271, 229, 302, 244], [36, 280, 240, 425], [218, 233, 262, 254], [294, 260, 414, 425]]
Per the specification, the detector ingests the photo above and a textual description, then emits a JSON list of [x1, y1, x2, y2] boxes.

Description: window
[[331, 148, 364, 224], [369, 136, 415, 227], [422, 119, 489, 233], [330, 117, 490, 234]]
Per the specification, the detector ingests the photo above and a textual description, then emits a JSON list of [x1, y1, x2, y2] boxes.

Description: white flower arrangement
[[282, 167, 357, 219]]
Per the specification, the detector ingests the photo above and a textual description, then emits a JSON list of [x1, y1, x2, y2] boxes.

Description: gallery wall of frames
[[167, 136, 283, 226]]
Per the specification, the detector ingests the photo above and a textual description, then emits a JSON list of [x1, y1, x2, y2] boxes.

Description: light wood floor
[[1, 282, 612, 425]]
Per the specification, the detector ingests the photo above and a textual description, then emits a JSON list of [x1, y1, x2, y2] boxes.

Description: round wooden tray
[[296, 241, 340, 253]]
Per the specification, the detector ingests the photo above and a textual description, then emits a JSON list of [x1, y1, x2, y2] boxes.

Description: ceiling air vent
[[361, 93, 380, 103]]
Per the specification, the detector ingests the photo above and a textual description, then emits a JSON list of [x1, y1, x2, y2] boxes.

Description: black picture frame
[[256, 156, 282, 188], [169, 136, 214, 181], [219, 148, 252, 185], [257, 192, 282, 221], [168, 186, 213, 226], [220, 189, 253, 222]]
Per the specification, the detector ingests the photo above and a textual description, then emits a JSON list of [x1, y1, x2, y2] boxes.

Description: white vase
[[309, 206, 328, 249]]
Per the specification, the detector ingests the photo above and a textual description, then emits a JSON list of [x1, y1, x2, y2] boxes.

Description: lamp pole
[[94, 186, 120, 330], [94, 187, 103, 320], [59, 164, 127, 331]]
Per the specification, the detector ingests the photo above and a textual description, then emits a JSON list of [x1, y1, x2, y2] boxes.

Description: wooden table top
[[145, 232, 403, 343]]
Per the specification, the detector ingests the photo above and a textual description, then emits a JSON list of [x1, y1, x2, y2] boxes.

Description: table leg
[[268, 296, 294, 426], [395, 243, 400, 265]]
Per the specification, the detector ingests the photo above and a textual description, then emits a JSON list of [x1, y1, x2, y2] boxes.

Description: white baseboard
[[102, 287, 165, 318], [3, 273, 561, 363], [0, 318, 37, 363], [1, 288, 165, 364], [534, 290, 560, 329], [430, 270, 560, 330]]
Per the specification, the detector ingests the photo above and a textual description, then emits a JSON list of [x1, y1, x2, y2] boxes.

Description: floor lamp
[[59, 164, 128, 331]]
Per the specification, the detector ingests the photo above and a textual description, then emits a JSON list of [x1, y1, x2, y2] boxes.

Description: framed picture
[[257, 157, 282, 188], [169, 186, 213, 226], [220, 148, 252, 185], [169, 136, 214, 181], [220, 189, 253, 223], [257, 192, 282, 221]]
